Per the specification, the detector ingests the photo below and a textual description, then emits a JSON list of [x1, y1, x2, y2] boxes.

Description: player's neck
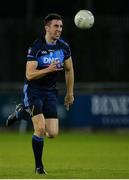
[[45, 34, 56, 44]]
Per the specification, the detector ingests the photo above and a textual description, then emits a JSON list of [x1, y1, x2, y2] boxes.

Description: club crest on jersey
[[48, 49, 54, 52]]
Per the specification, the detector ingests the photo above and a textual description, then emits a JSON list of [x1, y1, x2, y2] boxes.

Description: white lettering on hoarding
[[91, 96, 129, 115]]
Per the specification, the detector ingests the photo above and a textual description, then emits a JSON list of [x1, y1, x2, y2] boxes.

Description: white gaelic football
[[74, 10, 94, 29]]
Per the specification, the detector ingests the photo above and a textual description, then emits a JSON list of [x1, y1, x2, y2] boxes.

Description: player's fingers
[[66, 105, 69, 111], [56, 67, 63, 71], [64, 101, 70, 111]]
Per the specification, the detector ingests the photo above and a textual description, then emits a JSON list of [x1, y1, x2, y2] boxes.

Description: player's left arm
[[64, 56, 74, 110]]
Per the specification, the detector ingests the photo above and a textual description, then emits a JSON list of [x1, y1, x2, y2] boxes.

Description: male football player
[[6, 13, 74, 175]]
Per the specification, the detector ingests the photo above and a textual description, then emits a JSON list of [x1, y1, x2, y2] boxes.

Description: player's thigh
[[45, 118, 59, 138], [30, 103, 46, 136]]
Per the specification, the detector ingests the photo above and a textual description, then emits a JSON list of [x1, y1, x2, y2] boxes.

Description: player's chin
[[54, 35, 61, 40]]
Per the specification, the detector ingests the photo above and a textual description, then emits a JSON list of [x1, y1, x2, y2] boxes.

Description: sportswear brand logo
[[41, 51, 47, 54]]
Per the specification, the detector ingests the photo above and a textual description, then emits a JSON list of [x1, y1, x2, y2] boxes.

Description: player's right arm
[[26, 60, 63, 81]]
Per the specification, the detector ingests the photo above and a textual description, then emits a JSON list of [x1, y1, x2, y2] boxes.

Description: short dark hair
[[44, 13, 63, 26]]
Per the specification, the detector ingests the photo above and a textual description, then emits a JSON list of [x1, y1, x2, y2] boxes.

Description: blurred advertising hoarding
[[60, 94, 129, 128]]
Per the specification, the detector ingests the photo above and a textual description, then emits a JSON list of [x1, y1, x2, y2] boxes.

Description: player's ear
[[45, 25, 48, 31]]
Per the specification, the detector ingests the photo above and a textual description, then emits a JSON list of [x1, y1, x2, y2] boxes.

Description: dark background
[[1, 0, 129, 83]]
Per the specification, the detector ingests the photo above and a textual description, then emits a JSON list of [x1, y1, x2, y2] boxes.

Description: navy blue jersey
[[26, 37, 71, 88]]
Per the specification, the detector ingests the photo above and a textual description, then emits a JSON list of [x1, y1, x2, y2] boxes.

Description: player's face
[[46, 19, 63, 41]]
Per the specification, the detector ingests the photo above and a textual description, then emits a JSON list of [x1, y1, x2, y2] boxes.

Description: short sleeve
[[26, 39, 40, 61], [63, 43, 71, 60], [26, 47, 37, 61]]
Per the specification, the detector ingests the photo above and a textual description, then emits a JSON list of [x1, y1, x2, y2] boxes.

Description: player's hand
[[47, 61, 63, 72], [64, 94, 74, 111]]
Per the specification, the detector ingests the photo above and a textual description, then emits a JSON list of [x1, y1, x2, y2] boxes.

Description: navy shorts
[[22, 84, 58, 118]]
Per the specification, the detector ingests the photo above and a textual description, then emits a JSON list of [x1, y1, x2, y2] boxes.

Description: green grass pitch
[[0, 130, 129, 179]]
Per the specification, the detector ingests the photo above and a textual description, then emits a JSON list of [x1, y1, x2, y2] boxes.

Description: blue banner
[[61, 93, 129, 128]]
